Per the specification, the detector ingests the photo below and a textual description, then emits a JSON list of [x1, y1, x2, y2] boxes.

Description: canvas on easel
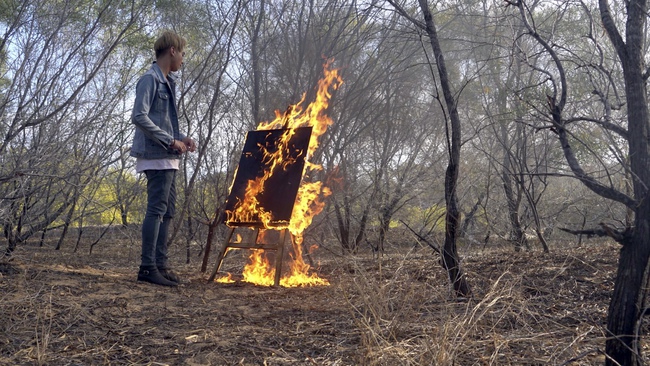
[[224, 126, 313, 226], [209, 126, 313, 286]]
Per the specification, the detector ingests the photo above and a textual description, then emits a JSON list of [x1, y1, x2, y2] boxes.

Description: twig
[[399, 220, 441, 254], [558, 348, 603, 366]]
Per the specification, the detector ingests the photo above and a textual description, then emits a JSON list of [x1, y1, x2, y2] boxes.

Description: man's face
[[170, 46, 184, 72]]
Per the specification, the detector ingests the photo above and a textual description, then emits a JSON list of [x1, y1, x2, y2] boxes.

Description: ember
[[213, 61, 341, 287]]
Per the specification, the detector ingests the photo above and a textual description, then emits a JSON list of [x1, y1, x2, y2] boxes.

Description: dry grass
[[336, 244, 618, 365], [0, 234, 639, 365]]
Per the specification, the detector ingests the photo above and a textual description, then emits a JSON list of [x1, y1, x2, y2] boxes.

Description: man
[[130, 31, 196, 286]]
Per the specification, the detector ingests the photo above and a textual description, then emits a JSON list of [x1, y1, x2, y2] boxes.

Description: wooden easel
[[209, 126, 312, 286], [208, 225, 288, 286]]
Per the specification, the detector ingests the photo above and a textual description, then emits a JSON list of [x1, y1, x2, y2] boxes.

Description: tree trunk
[[606, 226, 650, 366], [501, 124, 528, 252], [355, 206, 371, 253], [73, 218, 84, 253], [120, 205, 128, 227], [603, 56, 650, 366], [56, 201, 77, 251], [201, 222, 216, 273], [39, 227, 47, 247], [418, 0, 470, 297], [459, 193, 483, 238], [4, 228, 17, 256], [186, 214, 194, 264], [598, 0, 650, 364], [251, 0, 265, 124], [378, 208, 390, 255], [333, 200, 352, 254]]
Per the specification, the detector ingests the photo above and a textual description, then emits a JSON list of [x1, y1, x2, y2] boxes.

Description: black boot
[[137, 267, 178, 286], [158, 268, 181, 284]]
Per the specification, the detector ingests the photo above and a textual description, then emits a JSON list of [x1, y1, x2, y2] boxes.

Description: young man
[[130, 31, 196, 286]]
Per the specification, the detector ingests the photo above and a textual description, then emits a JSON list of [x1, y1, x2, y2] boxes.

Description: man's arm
[[131, 74, 174, 148]]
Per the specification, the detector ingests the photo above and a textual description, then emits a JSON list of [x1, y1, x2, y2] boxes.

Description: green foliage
[[79, 179, 120, 225], [401, 205, 446, 233]]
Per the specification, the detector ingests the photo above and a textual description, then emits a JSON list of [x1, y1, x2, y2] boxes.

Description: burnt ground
[[0, 232, 641, 365]]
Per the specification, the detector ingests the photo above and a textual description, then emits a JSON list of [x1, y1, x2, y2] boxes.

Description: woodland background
[[0, 0, 624, 258], [0, 0, 647, 365]]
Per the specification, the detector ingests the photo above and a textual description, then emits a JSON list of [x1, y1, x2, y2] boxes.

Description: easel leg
[[208, 227, 235, 282], [273, 229, 287, 286]]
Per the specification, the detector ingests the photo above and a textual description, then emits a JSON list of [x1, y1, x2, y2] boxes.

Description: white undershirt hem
[[136, 158, 180, 173]]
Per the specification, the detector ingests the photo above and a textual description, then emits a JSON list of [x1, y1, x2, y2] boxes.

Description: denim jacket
[[130, 63, 185, 159]]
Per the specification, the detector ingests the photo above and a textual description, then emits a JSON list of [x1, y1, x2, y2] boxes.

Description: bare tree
[[0, 0, 152, 254], [508, 0, 649, 363], [386, 0, 471, 297]]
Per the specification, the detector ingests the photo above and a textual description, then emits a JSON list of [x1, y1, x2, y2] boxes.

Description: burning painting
[[215, 61, 342, 287], [225, 126, 313, 227]]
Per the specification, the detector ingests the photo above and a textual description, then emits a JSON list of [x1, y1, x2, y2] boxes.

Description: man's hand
[[170, 139, 188, 153], [182, 137, 197, 153]]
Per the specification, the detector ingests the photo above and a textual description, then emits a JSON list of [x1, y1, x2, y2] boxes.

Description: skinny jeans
[[141, 169, 176, 269]]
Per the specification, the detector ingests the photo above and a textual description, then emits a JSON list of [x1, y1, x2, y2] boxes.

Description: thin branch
[[559, 222, 632, 244], [563, 117, 628, 139], [384, 0, 425, 29], [399, 219, 441, 254]]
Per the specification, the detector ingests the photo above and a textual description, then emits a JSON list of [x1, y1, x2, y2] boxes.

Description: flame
[[237, 240, 329, 288], [242, 249, 276, 286], [224, 60, 341, 287], [280, 236, 329, 287], [216, 273, 235, 283]]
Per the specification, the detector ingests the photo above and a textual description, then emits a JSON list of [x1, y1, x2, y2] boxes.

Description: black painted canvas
[[225, 126, 313, 226]]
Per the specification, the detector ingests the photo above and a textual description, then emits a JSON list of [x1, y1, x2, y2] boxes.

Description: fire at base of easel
[[214, 228, 328, 287]]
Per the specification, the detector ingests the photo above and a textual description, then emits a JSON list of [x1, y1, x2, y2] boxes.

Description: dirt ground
[[0, 232, 639, 365]]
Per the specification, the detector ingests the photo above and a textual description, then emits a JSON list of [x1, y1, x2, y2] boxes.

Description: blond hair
[[154, 31, 186, 59]]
